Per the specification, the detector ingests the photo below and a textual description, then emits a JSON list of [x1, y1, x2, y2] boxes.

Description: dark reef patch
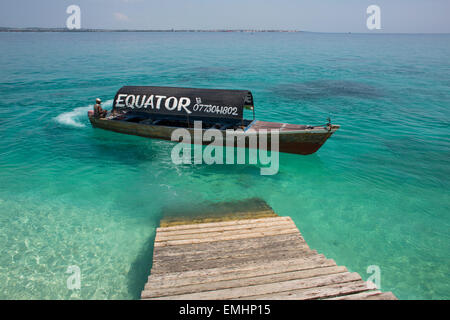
[[192, 66, 238, 74], [176, 65, 240, 83], [272, 80, 383, 100]]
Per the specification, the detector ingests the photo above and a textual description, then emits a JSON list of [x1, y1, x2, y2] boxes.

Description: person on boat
[[93, 98, 107, 118]]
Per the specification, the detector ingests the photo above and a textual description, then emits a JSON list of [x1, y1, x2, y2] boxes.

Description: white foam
[[54, 99, 113, 128], [55, 106, 90, 127]]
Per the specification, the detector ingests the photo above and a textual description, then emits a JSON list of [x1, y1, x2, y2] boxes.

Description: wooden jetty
[[141, 200, 397, 300]]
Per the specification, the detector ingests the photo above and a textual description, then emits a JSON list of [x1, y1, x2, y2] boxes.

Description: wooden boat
[[88, 86, 339, 155]]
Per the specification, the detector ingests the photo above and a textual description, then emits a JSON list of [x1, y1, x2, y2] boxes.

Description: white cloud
[[114, 12, 129, 22]]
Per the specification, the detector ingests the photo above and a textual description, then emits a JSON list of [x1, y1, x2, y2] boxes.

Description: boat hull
[[88, 117, 338, 155]]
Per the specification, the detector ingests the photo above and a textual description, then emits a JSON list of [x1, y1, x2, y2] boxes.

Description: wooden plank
[[364, 292, 397, 300], [147, 272, 362, 300], [158, 216, 292, 232], [145, 258, 337, 289], [154, 245, 314, 266], [158, 216, 293, 233], [153, 245, 313, 267], [160, 210, 278, 227], [241, 281, 372, 300], [154, 243, 310, 265], [151, 250, 318, 274], [154, 227, 299, 247], [149, 254, 330, 281], [325, 290, 383, 300], [153, 233, 306, 258], [142, 265, 348, 298], [155, 223, 298, 242], [154, 240, 309, 263], [151, 249, 319, 274], [156, 219, 296, 238]]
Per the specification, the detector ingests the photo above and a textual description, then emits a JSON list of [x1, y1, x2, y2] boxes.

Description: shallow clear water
[[0, 32, 449, 299]]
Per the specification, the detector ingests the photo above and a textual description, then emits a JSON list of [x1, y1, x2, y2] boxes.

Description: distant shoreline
[[1, 28, 448, 35], [0, 27, 300, 33]]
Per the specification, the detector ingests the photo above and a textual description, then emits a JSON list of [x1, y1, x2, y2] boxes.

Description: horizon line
[[1, 27, 449, 35]]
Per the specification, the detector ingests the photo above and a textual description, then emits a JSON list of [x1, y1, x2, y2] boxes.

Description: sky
[[0, 0, 449, 33]]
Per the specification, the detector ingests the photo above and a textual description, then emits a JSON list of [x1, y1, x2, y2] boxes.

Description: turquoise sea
[[0, 32, 449, 299]]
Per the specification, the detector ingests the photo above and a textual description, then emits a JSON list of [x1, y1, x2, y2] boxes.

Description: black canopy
[[112, 86, 254, 120]]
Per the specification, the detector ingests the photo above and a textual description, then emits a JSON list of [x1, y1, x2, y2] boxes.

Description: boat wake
[[54, 100, 113, 128]]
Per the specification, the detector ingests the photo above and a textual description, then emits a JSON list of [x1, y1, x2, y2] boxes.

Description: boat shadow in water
[[179, 149, 326, 176], [87, 129, 171, 165]]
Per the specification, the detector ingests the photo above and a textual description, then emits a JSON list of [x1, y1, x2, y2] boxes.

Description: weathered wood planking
[[142, 215, 397, 300]]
